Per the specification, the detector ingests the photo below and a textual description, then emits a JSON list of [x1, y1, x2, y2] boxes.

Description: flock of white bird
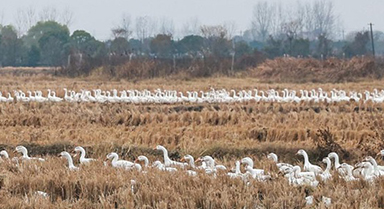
[[0, 88, 383, 104], [2, 145, 384, 206]]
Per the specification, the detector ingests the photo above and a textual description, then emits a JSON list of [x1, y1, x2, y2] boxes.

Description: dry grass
[[0, 75, 384, 208]]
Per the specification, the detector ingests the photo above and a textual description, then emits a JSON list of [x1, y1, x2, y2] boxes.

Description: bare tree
[[39, 6, 59, 22], [14, 6, 37, 37], [251, 1, 274, 41], [181, 17, 201, 36], [223, 21, 237, 39], [159, 17, 175, 35], [312, 0, 335, 38], [111, 13, 133, 40], [60, 7, 74, 26], [135, 16, 157, 41], [0, 10, 4, 26]]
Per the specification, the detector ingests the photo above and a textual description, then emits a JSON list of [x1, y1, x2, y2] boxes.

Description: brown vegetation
[[250, 57, 384, 83], [0, 76, 383, 207]]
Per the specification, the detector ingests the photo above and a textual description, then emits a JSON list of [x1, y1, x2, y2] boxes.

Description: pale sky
[[0, 0, 382, 40]]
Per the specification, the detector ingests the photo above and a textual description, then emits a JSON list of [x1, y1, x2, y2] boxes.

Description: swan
[[59, 151, 79, 171], [106, 152, 140, 171], [267, 153, 293, 172], [328, 152, 353, 176], [74, 146, 95, 164], [354, 162, 375, 181], [319, 157, 332, 181], [14, 146, 45, 161], [154, 145, 187, 168], [296, 149, 322, 174], [241, 157, 266, 179]]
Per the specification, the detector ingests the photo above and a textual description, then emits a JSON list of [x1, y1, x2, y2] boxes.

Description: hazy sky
[[0, 0, 382, 40]]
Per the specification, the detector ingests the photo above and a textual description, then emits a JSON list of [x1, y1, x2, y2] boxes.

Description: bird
[[74, 146, 95, 164], [296, 149, 322, 175], [106, 152, 141, 171], [14, 146, 45, 161], [59, 151, 79, 171]]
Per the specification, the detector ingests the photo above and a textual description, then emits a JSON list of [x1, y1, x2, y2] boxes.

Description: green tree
[[0, 25, 24, 66], [177, 35, 204, 56], [38, 28, 70, 66], [27, 45, 41, 66], [24, 21, 69, 48], [343, 31, 370, 57], [150, 34, 174, 58], [70, 30, 103, 57], [110, 37, 129, 56]]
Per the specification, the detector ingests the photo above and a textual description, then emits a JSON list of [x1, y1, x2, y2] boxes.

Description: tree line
[[0, 1, 381, 78]]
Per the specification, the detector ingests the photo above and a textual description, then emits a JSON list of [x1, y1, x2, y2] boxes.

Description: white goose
[[59, 151, 78, 171], [15, 146, 45, 161], [364, 156, 384, 177], [288, 166, 318, 187], [267, 153, 293, 172], [328, 152, 353, 176], [296, 149, 322, 175], [0, 150, 9, 159], [227, 161, 244, 179], [135, 155, 149, 168], [152, 160, 177, 172], [154, 145, 187, 168], [319, 157, 332, 181], [74, 146, 95, 164], [196, 156, 226, 174], [241, 157, 264, 175], [106, 152, 141, 171]]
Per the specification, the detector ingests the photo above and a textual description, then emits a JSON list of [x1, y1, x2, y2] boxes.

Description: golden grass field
[[0, 74, 384, 208]]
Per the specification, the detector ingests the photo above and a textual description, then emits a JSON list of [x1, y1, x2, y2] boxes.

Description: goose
[[152, 160, 177, 172], [106, 152, 140, 171], [364, 156, 384, 177], [241, 157, 265, 177], [182, 155, 207, 169], [288, 166, 318, 187], [14, 146, 45, 161], [74, 146, 95, 164], [328, 152, 353, 176], [340, 163, 358, 181], [354, 162, 375, 181], [267, 153, 293, 172], [196, 156, 226, 174], [296, 149, 322, 175], [227, 161, 245, 179], [154, 145, 187, 168], [135, 155, 149, 168], [319, 157, 332, 181], [0, 150, 9, 159], [59, 151, 78, 171]]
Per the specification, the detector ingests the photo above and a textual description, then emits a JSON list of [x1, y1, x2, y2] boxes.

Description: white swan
[[74, 146, 95, 164], [241, 157, 264, 175], [364, 156, 384, 177], [106, 152, 141, 171], [59, 151, 78, 171], [296, 149, 322, 174], [196, 156, 226, 175], [340, 163, 358, 181], [15, 146, 45, 161], [227, 161, 245, 179]]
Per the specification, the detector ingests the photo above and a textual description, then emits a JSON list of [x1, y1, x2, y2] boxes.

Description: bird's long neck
[[302, 153, 309, 166], [235, 161, 241, 174], [22, 150, 29, 158], [247, 159, 254, 168], [188, 158, 195, 168], [325, 161, 331, 173], [161, 148, 170, 162], [333, 155, 340, 169], [143, 158, 149, 167], [80, 150, 86, 160], [112, 155, 118, 163], [67, 155, 75, 167]]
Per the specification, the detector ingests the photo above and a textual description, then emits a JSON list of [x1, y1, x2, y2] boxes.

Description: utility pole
[[369, 23, 375, 57]]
